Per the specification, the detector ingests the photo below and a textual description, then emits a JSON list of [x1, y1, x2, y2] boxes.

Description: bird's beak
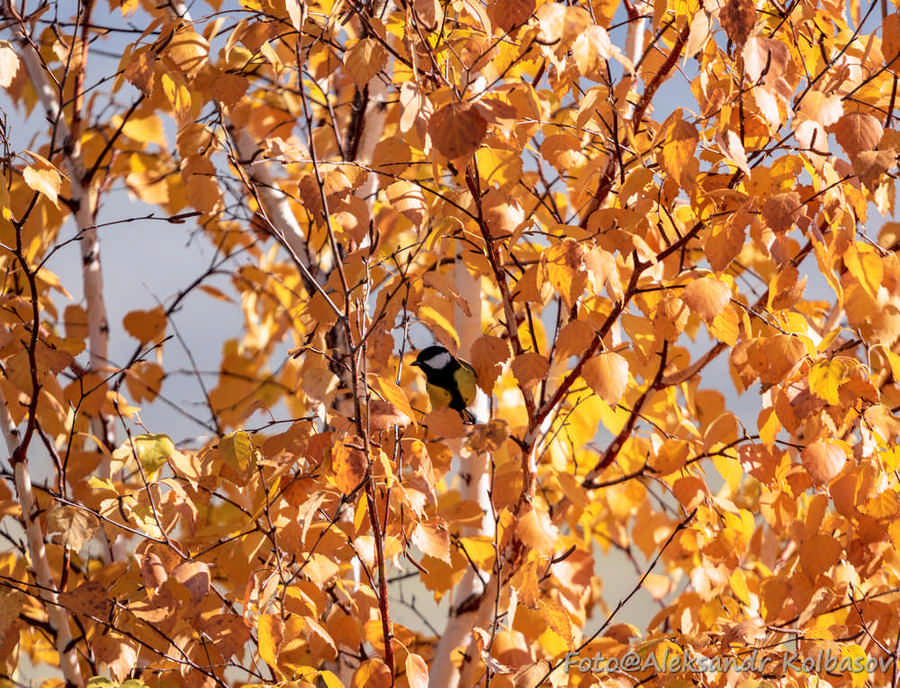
[[410, 361, 421, 368]]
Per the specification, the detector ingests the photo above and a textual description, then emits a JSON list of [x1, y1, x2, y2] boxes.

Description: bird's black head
[[411, 345, 455, 375]]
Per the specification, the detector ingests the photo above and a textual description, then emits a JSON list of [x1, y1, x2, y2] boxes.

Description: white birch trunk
[[0, 401, 84, 685], [428, 245, 490, 688]]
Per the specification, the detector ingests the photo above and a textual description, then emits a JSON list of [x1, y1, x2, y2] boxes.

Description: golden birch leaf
[[429, 102, 488, 159], [808, 360, 844, 405], [761, 191, 802, 233], [369, 378, 415, 427], [172, 561, 211, 604], [682, 276, 731, 322], [406, 653, 429, 688], [423, 406, 466, 438], [124, 48, 155, 94], [353, 659, 392, 688], [511, 352, 549, 390], [125, 360, 165, 404], [802, 440, 846, 485], [58, 580, 112, 618], [572, 26, 612, 76], [799, 533, 842, 573], [659, 118, 698, 188], [885, 13, 900, 64], [516, 505, 557, 555], [833, 112, 883, 159], [23, 164, 61, 206], [411, 521, 450, 562], [123, 306, 167, 343], [345, 38, 387, 89], [556, 320, 595, 361], [852, 149, 895, 191], [257, 613, 283, 668], [583, 352, 628, 405], [799, 91, 843, 127], [487, 0, 535, 32], [46, 505, 99, 551], [0, 42, 20, 88], [285, 0, 303, 30], [332, 440, 367, 495], [165, 28, 209, 76], [742, 37, 788, 82], [471, 335, 510, 393]]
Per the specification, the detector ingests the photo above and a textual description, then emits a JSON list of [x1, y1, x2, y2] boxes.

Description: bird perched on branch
[[411, 345, 477, 423]]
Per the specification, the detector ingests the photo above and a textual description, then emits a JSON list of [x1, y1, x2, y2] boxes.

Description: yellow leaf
[[0, 42, 20, 88], [23, 164, 61, 206], [808, 360, 844, 405], [221, 431, 254, 473], [370, 376, 415, 426], [582, 351, 629, 405], [659, 118, 698, 188], [257, 613, 283, 668], [345, 38, 387, 89]]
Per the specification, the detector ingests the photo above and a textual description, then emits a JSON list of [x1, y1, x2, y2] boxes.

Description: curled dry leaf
[[682, 276, 731, 322], [46, 506, 99, 551], [429, 102, 488, 159], [720, 0, 756, 46], [802, 440, 846, 485]]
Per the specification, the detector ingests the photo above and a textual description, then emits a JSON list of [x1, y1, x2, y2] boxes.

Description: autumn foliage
[[2, 0, 900, 686]]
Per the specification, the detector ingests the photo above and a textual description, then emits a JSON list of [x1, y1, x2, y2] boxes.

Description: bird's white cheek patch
[[424, 351, 452, 368]]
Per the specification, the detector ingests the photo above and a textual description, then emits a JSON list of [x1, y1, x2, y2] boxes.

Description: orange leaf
[[486, 0, 534, 31], [123, 306, 167, 344], [681, 276, 731, 322], [516, 504, 557, 555], [582, 352, 628, 405], [511, 352, 549, 390], [345, 38, 388, 89], [802, 440, 846, 485], [411, 521, 450, 562], [332, 440, 368, 495], [761, 192, 802, 233], [833, 112, 883, 159], [429, 102, 488, 159], [471, 335, 510, 393]]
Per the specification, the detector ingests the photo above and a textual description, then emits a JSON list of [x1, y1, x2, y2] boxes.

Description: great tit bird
[[410, 345, 477, 422]]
